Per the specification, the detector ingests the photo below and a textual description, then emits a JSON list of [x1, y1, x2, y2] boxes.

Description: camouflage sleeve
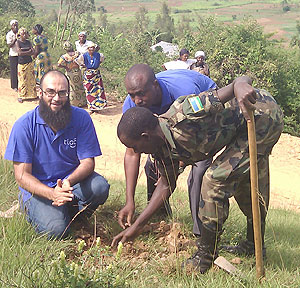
[[156, 155, 179, 184], [198, 89, 224, 114]]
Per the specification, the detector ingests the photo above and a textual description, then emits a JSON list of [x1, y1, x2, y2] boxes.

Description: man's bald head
[[124, 64, 162, 108], [40, 70, 70, 92], [125, 64, 156, 89]]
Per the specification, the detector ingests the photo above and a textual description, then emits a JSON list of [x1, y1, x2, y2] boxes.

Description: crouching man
[[112, 76, 283, 273], [5, 70, 110, 239]]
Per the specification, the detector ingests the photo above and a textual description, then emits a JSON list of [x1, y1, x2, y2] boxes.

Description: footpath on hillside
[[0, 78, 300, 212]]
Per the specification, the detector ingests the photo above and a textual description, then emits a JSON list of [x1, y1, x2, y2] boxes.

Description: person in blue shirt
[[5, 70, 110, 239], [77, 42, 107, 112], [119, 64, 216, 240]]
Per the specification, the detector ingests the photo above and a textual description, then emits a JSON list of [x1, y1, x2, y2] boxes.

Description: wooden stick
[[247, 110, 265, 280]]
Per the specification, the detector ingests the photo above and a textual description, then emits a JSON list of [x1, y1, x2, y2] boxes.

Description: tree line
[[0, 0, 299, 136]]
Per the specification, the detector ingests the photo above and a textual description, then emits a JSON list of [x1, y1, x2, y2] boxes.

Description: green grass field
[[1, 157, 300, 287], [29, 0, 300, 40]]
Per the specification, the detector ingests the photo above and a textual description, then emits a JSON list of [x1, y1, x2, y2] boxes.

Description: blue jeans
[[21, 172, 109, 239]]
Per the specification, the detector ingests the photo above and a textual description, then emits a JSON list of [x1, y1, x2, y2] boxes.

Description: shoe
[[221, 239, 266, 258], [183, 243, 218, 273], [183, 226, 219, 273], [17, 98, 23, 103], [13, 88, 18, 92], [221, 218, 267, 258]]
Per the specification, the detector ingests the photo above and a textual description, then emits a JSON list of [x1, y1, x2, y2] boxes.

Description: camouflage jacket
[[153, 88, 283, 179]]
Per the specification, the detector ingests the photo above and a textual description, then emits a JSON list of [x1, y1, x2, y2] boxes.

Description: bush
[[0, 13, 299, 136]]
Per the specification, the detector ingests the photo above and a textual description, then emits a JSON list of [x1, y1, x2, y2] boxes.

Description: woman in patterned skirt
[[16, 27, 36, 103], [57, 41, 86, 107], [32, 24, 51, 85], [76, 42, 106, 113]]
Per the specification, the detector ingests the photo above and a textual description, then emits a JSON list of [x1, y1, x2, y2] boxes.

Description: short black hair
[[125, 64, 156, 88], [40, 70, 70, 92], [33, 24, 43, 34], [179, 48, 189, 56], [117, 107, 159, 140]]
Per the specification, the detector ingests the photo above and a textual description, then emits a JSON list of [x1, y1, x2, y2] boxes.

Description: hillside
[[29, 0, 300, 42]]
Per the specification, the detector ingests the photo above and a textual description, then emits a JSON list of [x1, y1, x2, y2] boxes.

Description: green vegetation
[[1, 1, 300, 136], [1, 157, 300, 287], [0, 0, 35, 16]]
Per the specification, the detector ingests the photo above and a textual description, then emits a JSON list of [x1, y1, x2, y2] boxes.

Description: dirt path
[[1, 78, 300, 211]]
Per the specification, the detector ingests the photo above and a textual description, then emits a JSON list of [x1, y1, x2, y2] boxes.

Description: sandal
[[17, 98, 23, 103]]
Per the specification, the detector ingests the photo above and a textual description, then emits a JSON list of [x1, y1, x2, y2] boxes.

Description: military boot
[[184, 226, 220, 273], [221, 219, 266, 258]]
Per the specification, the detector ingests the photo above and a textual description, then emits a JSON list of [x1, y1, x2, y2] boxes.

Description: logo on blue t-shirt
[[64, 138, 77, 148]]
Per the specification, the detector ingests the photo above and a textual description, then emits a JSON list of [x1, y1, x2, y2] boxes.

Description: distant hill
[[30, 0, 299, 42]]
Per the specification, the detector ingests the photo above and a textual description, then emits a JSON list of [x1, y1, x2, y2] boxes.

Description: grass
[[1, 157, 300, 287], [28, 0, 300, 40]]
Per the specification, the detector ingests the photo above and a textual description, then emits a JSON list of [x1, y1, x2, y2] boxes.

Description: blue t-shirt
[[4, 106, 101, 203], [122, 69, 216, 115], [83, 52, 101, 69]]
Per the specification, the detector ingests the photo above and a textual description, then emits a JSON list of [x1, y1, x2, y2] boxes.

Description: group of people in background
[[6, 20, 51, 103], [163, 48, 210, 77], [6, 21, 107, 113], [58, 31, 107, 112]]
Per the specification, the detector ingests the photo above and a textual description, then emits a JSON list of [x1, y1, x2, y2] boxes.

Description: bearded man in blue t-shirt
[[5, 70, 110, 239], [119, 64, 216, 240]]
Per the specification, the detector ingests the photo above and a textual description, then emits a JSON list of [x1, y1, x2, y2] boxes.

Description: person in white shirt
[[6, 19, 19, 91], [191, 51, 210, 77], [75, 31, 99, 55], [163, 48, 196, 70]]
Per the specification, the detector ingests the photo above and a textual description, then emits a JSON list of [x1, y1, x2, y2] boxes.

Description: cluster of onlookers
[[163, 48, 210, 77], [6, 20, 51, 103], [6, 21, 107, 113], [58, 31, 107, 113]]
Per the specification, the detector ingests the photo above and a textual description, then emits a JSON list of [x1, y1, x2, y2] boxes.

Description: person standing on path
[[16, 27, 36, 103], [58, 41, 86, 107], [75, 31, 99, 55], [32, 24, 52, 85], [6, 19, 19, 91]]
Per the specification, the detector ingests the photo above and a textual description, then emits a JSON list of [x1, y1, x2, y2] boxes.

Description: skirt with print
[[83, 68, 107, 111]]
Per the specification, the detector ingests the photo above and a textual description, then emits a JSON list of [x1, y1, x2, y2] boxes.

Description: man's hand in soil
[[111, 223, 143, 247], [52, 179, 74, 207], [118, 202, 135, 229]]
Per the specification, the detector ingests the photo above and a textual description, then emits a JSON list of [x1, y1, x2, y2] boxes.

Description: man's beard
[[39, 97, 72, 131]]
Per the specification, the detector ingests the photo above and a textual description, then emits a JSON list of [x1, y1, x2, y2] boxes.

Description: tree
[[134, 6, 149, 34], [0, 0, 35, 16], [53, 0, 96, 46], [97, 10, 108, 29], [154, 2, 175, 42], [290, 21, 300, 48]]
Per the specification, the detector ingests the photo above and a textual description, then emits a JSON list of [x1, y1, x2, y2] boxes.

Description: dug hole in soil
[[0, 78, 299, 264]]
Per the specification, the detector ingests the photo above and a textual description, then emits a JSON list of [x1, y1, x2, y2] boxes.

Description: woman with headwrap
[[57, 41, 86, 107], [75, 42, 107, 113], [191, 51, 210, 77], [32, 24, 51, 85], [16, 27, 36, 103]]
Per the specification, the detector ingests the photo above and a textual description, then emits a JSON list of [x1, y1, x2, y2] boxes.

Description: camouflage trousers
[[199, 90, 284, 233]]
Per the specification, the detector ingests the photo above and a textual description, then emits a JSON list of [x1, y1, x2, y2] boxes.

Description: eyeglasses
[[41, 88, 69, 98]]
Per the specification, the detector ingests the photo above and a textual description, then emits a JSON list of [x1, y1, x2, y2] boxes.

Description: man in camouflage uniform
[[112, 77, 283, 273]]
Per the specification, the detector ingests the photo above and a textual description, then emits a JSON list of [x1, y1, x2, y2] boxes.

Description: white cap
[[195, 51, 205, 58], [87, 42, 96, 48], [10, 19, 18, 26], [78, 31, 87, 36]]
